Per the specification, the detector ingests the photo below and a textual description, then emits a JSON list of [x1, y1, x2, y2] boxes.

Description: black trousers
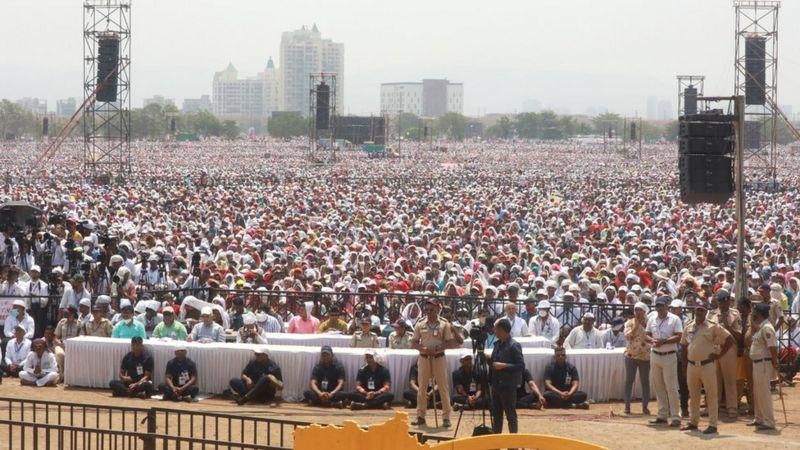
[[490, 386, 518, 434], [109, 380, 154, 397], [158, 383, 199, 401], [542, 390, 588, 409], [452, 394, 487, 409], [230, 377, 276, 403], [303, 390, 347, 405], [516, 393, 541, 408], [347, 391, 394, 408]]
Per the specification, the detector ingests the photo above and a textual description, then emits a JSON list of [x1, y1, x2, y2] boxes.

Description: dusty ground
[[0, 381, 798, 449]]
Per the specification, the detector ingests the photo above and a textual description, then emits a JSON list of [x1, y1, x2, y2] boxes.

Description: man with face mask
[[111, 301, 146, 339], [529, 300, 561, 342]]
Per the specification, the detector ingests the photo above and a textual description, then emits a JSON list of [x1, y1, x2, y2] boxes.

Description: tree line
[[2, 98, 799, 144]]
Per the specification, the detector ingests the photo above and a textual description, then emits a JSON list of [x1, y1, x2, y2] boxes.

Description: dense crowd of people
[[0, 138, 797, 433]]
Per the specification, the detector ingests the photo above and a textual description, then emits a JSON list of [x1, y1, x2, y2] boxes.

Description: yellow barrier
[[293, 411, 608, 450]]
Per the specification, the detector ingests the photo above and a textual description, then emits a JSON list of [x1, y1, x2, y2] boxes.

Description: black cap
[[320, 345, 333, 355], [655, 296, 671, 306], [753, 303, 771, 318]]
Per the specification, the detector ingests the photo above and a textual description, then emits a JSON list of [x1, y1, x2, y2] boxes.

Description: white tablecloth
[[260, 332, 387, 348], [65, 337, 646, 402]]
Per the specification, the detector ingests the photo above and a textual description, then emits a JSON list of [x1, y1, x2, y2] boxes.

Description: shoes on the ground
[[411, 417, 426, 426], [746, 420, 761, 427], [642, 407, 651, 416], [624, 406, 631, 415], [441, 419, 451, 428], [382, 403, 391, 410], [649, 418, 667, 425], [755, 424, 775, 431], [669, 419, 681, 428], [453, 403, 463, 412], [349, 402, 365, 411], [680, 423, 697, 431], [531, 403, 542, 410], [574, 402, 590, 410], [702, 426, 717, 435]]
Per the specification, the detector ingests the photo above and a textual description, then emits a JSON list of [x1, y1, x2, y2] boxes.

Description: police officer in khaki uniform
[[680, 299, 735, 434], [748, 303, 779, 431], [410, 298, 463, 428], [708, 289, 742, 419], [351, 317, 380, 348]]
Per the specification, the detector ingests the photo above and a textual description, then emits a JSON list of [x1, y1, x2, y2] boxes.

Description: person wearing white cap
[[135, 301, 163, 338], [563, 313, 602, 350], [2, 324, 31, 377], [77, 298, 93, 328], [236, 313, 267, 344], [111, 301, 146, 340], [187, 306, 225, 343], [528, 300, 560, 342], [229, 347, 283, 405], [59, 274, 92, 316], [158, 346, 199, 402], [3, 298, 35, 342]]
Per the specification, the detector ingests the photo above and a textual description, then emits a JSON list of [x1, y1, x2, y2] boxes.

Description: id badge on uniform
[[136, 364, 143, 376], [686, 331, 694, 344], [178, 370, 189, 386], [469, 382, 477, 393], [367, 379, 375, 390], [433, 329, 439, 337], [321, 380, 329, 390], [428, 379, 434, 388]]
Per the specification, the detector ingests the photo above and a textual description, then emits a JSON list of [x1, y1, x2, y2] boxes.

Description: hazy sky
[[1, 0, 798, 117]]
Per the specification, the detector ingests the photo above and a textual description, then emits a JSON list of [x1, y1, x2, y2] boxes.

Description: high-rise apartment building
[[56, 98, 77, 117], [280, 25, 344, 115], [212, 58, 280, 126], [380, 79, 463, 117]]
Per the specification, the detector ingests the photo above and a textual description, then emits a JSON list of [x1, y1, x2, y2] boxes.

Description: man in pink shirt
[[287, 302, 320, 334]]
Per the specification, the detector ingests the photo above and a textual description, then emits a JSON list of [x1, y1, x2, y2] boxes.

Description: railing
[[6, 286, 800, 350], [0, 398, 451, 450]]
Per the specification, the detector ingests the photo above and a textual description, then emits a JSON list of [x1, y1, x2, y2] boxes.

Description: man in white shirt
[[2, 324, 31, 377], [77, 298, 94, 328], [500, 301, 529, 337], [19, 338, 59, 387], [564, 313, 603, 349], [4, 299, 35, 341], [59, 274, 92, 315], [646, 296, 684, 428], [529, 300, 561, 342], [601, 317, 627, 348]]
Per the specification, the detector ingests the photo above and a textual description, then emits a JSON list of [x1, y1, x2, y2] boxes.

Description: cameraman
[[489, 318, 525, 434], [34, 229, 66, 271], [0, 226, 20, 266]]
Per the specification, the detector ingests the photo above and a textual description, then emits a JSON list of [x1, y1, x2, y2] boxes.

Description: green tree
[[267, 112, 307, 138], [0, 99, 39, 139], [487, 116, 513, 139], [434, 112, 468, 141], [221, 120, 240, 139], [592, 112, 623, 136], [514, 112, 540, 139]]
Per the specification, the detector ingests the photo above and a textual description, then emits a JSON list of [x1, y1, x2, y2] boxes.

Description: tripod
[[454, 335, 493, 437]]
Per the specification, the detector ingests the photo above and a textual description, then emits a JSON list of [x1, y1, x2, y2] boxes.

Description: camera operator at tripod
[[0, 224, 20, 266]]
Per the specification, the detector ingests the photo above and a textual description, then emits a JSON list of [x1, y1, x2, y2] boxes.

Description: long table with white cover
[[65, 336, 647, 402]]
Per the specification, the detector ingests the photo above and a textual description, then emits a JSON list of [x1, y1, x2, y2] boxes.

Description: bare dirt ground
[[0, 380, 798, 449]]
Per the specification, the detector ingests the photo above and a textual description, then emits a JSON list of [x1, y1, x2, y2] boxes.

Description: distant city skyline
[[3, 0, 800, 118]]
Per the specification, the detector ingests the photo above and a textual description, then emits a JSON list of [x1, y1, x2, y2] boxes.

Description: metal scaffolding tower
[[734, 0, 779, 182], [83, 0, 131, 176], [677, 75, 705, 116]]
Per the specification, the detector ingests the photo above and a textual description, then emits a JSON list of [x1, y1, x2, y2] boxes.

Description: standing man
[[109, 336, 154, 398], [410, 298, 463, 427], [646, 296, 683, 428], [680, 299, 734, 434], [748, 303, 779, 431], [158, 346, 199, 402], [26, 265, 49, 338], [709, 289, 742, 419], [489, 318, 525, 433]]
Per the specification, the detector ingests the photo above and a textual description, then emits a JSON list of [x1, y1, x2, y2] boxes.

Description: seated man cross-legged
[[303, 345, 347, 407], [348, 350, 394, 410], [158, 346, 199, 402], [229, 347, 283, 405], [543, 346, 589, 409], [109, 336, 154, 398]]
